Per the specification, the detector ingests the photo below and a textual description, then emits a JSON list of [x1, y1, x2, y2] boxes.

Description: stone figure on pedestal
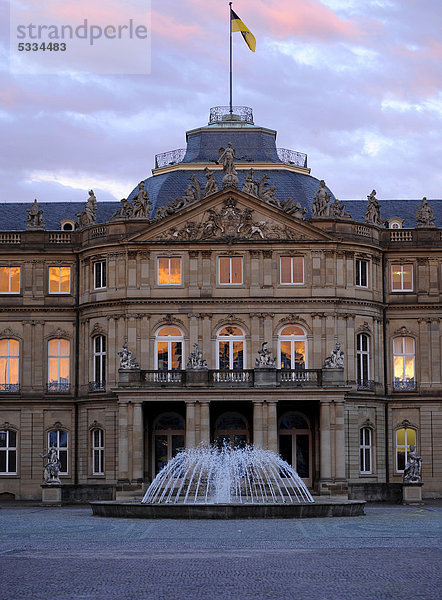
[[118, 342, 139, 369], [416, 197, 435, 228], [312, 180, 330, 217], [39, 447, 61, 484], [76, 190, 97, 227], [364, 189, 382, 226], [403, 445, 422, 483], [323, 342, 345, 369], [255, 342, 276, 368], [26, 199, 45, 230], [133, 181, 151, 218], [203, 168, 218, 197], [219, 142, 239, 189], [187, 343, 208, 370], [329, 197, 351, 219]]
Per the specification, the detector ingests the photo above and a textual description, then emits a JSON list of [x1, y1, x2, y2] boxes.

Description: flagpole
[[229, 2, 233, 115]]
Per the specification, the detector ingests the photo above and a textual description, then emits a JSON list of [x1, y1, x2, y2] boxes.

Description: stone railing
[[142, 370, 186, 385], [0, 232, 21, 244], [278, 369, 322, 387], [210, 369, 254, 387], [48, 232, 72, 244], [390, 230, 413, 242]]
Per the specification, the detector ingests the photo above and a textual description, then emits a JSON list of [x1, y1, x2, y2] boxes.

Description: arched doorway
[[278, 411, 312, 486], [152, 412, 185, 475], [213, 412, 249, 449]]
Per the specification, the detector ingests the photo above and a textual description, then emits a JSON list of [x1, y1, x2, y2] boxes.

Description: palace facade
[[0, 107, 441, 501]]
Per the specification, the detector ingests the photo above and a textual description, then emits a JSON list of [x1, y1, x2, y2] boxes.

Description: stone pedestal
[[118, 368, 141, 386], [41, 483, 62, 506], [403, 482, 423, 505], [186, 369, 209, 387], [254, 368, 277, 388], [322, 367, 345, 386]]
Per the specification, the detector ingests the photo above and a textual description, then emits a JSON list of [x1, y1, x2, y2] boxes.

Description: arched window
[[0, 339, 19, 392], [214, 412, 249, 449], [356, 333, 370, 389], [48, 429, 68, 474], [393, 337, 415, 391], [48, 339, 70, 392], [278, 411, 311, 485], [360, 427, 372, 474], [92, 336, 106, 390], [155, 326, 183, 370], [216, 326, 245, 370], [153, 412, 185, 475], [91, 428, 104, 475], [0, 429, 17, 474], [278, 326, 307, 370], [396, 427, 416, 473]]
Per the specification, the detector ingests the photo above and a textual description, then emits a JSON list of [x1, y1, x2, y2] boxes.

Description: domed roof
[[127, 107, 335, 218]]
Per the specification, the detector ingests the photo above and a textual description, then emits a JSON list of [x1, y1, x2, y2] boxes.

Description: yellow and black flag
[[231, 8, 256, 52]]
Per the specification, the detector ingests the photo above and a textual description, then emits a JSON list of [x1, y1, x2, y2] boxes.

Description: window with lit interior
[[391, 264, 413, 292], [396, 427, 416, 473], [49, 266, 71, 294], [219, 256, 243, 285], [0, 430, 17, 474], [155, 327, 183, 370], [393, 336, 415, 391], [48, 429, 68, 474], [47, 339, 70, 392], [280, 256, 304, 285], [158, 257, 181, 285], [278, 326, 307, 370], [217, 326, 245, 370], [0, 339, 19, 392], [0, 267, 20, 294]]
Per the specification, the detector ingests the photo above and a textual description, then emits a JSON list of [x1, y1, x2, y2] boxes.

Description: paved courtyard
[[0, 502, 441, 600]]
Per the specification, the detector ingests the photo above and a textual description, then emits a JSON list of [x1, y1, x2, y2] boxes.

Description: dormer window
[[388, 218, 403, 229], [60, 220, 75, 231]]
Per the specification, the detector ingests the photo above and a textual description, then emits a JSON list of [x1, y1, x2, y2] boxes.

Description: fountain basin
[[91, 499, 365, 519]]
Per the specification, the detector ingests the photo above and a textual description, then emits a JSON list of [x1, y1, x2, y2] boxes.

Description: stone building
[[0, 107, 441, 501]]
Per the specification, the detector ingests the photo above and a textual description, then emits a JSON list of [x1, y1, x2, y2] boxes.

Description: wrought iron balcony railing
[[89, 381, 106, 392], [393, 378, 417, 392], [46, 382, 71, 393], [278, 369, 322, 387], [155, 148, 186, 169], [210, 369, 254, 387], [357, 379, 375, 391], [209, 106, 254, 124], [0, 383, 20, 392], [276, 148, 308, 168]]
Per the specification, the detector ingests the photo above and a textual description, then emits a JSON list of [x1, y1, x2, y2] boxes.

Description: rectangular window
[[391, 264, 413, 292], [280, 257, 304, 285], [219, 256, 243, 285], [49, 266, 71, 294], [94, 261, 106, 289], [158, 257, 181, 285], [355, 259, 368, 287], [48, 430, 68, 474], [0, 267, 20, 294], [48, 339, 70, 392], [92, 429, 104, 475], [0, 430, 17, 474], [360, 428, 372, 474]]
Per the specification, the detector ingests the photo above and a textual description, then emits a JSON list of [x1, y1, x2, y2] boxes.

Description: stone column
[[199, 401, 210, 445], [132, 402, 144, 481], [201, 251, 212, 296], [250, 250, 261, 295], [418, 318, 430, 386], [253, 401, 264, 448], [335, 401, 346, 481], [319, 401, 332, 483], [139, 251, 150, 295], [262, 250, 272, 287], [185, 401, 196, 448], [201, 315, 212, 368], [118, 402, 129, 482], [189, 251, 200, 296], [267, 401, 278, 453], [107, 316, 117, 387]]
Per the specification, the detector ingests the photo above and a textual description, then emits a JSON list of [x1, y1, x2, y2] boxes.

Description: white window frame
[[0, 430, 17, 475], [93, 336, 106, 386], [92, 428, 104, 475], [94, 261, 106, 290], [356, 333, 370, 384], [48, 429, 68, 475], [393, 336, 415, 390], [155, 327, 184, 370], [48, 266, 71, 294], [278, 326, 308, 370], [391, 264, 413, 292], [360, 427, 372, 474], [355, 259, 368, 288], [47, 338, 70, 391], [0, 266, 20, 294], [218, 256, 243, 285], [216, 327, 246, 370], [280, 256, 304, 285], [0, 339, 20, 391], [157, 257, 182, 286], [395, 427, 416, 474]]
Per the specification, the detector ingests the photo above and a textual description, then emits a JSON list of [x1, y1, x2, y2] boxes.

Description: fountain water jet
[[142, 444, 314, 505]]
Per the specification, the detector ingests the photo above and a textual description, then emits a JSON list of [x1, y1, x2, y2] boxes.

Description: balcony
[[142, 370, 186, 386], [47, 382, 71, 393], [210, 370, 254, 387], [357, 379, 375, 391], [278, 369, 322, 387], [0, 383, 20, 392], [393, 378, 417, 392], [89, 381, 106, 392]]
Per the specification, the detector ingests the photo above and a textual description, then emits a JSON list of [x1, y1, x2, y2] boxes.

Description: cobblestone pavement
[[0, 502, 441, 600]]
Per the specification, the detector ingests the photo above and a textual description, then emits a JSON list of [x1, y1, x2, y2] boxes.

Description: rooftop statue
[[189, 174, 202, 203], [323, 342, 345, 369], [255, 342, 276, 368], [76, 189, 97, 227], [26, 198, 45, 230], [219, 142, 239, 189], [403, 445, 422, 483], [329, 197, 352, 219], [118, 342, 139, 370], [242, 168, 259, 196], [186, 343, 208, 370], [280, 198, 307, 220], [416, 197, 435, 228], [112, 198, 134, 219], [39, 446, 61, 484], [312, 180, 331, 217], [257, 174, 280, 207], [133, 181, 151, 219], [364, 189, 382, 226], [203, 167, 218, 197]]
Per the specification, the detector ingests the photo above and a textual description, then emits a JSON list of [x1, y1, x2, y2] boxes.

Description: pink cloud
[[151, 10, 205, 43]]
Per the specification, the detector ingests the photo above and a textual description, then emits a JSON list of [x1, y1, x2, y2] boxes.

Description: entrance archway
[[152, 412, 185, 475], [278, 411, 312, 486], [213, 412, 249, 449]]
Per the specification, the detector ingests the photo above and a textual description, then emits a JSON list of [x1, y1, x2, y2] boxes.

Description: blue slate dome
[[127, 107, 335, 218]]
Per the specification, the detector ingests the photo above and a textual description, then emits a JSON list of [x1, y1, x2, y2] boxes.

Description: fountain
[[142, 444, 313, 505], [91, 443, 365, 518]]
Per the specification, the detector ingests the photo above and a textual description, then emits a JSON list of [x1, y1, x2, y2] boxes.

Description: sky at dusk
[[1, 0, 441, 206]]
